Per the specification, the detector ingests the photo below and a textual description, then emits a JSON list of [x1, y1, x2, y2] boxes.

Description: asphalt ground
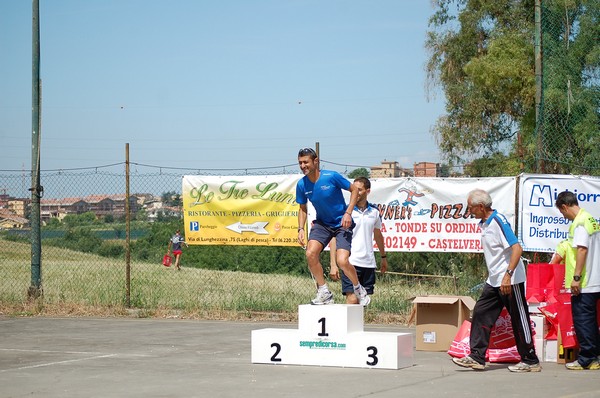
[[1, 316, 599, 398]]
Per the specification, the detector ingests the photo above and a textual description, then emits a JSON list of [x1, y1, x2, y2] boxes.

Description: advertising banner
[[518, 174, 600, 252], [182, 174, 516, 252], [366, 177, 516, 252], [183, 175, 302, 246]]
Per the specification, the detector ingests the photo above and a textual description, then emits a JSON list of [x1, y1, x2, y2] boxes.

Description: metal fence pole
[[29, 0, 43, 298], [125, 143, 131, 307]]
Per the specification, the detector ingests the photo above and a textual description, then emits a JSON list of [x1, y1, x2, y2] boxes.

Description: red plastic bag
[[539, 302, 559, 340], [550, 263, 566, 301], [489, 309, 516, 349], [162, 254, 172, 267], [447, 320, 471, 358], [555, 293, 578, 348], [487, 346, 521, 363], [449, 311, 535, 362], [448, 320, 522, 363], [526, 263, 555, 303]]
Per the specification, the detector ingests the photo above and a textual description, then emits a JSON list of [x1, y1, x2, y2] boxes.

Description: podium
[[251, 304, 413, 369]]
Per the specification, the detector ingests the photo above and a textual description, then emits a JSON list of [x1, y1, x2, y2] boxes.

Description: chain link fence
[[1, 163, 467, 320], [537, 0, 600, 174]]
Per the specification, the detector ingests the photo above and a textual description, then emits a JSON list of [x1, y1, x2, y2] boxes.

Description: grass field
[[0, 238, 465, 324]]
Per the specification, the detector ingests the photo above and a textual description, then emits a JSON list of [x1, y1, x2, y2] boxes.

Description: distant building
[[0, 209, 29, 229], [0, 193, 31, 224], [370, 160, 413, 178], [133, 193, 157, 206], [143, 200, 181, 221], [413, 162, 441, 177], [40, 194, 140, 222], [7, 198, 30, 218]]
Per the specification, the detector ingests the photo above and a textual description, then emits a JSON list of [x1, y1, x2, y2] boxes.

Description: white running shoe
[[311, 288, 334, 305], [355, 285, 371, 306]]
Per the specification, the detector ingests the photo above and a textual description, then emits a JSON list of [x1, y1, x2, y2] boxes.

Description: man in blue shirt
[[296, 148, 369, 305]]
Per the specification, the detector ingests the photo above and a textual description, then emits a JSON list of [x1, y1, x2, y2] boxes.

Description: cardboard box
[[530, 315, 548, 339], [534, 337, 544, 361], [557, 325, 578, 364], [528, 302, 546, 315], [413, 295, 476, 351], [544, 339, 557, 362], [558, 344, 578, 364]]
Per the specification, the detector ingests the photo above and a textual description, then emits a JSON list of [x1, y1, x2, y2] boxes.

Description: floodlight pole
[[29, 0, 43, 298]]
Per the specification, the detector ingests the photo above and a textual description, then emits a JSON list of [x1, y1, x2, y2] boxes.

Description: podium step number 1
[[251, 304, 413, 369]]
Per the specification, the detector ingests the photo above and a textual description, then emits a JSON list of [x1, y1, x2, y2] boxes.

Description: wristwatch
[[506, 269, 514, 277], [573, 275, 581, 282]]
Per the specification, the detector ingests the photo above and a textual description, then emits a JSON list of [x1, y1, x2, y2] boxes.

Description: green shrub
[[97, 241, 125, 258]]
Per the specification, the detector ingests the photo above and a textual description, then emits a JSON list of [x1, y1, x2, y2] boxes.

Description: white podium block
[[251, 328, 298, 364], [298, 304, 363, 338], [251, 305, 414, 369], [346, 332, 414, 369]]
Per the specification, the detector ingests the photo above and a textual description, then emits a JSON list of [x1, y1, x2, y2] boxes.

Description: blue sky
[[1, 0, 445, 173]]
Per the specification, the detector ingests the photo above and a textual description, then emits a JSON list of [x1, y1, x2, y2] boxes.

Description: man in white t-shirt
[[329, 177, 387, 304], [452, 189, 541, 373], [555, 190, 600, 370]]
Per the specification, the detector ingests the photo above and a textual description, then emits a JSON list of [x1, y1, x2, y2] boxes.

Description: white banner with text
[[518, 174, 600, 252], [364, 177, 516, 252]]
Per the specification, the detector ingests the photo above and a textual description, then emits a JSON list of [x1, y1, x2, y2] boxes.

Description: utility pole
[[29, 0, 43, 298]]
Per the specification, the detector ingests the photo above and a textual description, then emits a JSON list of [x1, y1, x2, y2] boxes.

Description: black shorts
[[342, 266, 376, 295]]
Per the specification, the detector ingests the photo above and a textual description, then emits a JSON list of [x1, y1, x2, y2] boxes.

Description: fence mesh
[[6, 1, 594, 319], [537, 0, 600, 174], [1, 164, 470, 320]]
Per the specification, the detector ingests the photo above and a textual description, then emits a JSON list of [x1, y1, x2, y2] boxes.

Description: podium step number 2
[[251, 304, 413, 369]]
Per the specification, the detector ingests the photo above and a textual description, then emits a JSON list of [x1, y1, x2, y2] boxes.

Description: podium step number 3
[[251, 304, 413, 369]]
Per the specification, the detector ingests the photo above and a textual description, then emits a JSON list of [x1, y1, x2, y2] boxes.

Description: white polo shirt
[[349, 203, 382, 269], [572, 222, 600, 293], [480, 210, 525, 287]]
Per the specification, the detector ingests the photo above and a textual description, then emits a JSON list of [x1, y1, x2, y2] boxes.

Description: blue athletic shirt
[[296, 170, 351, 228]]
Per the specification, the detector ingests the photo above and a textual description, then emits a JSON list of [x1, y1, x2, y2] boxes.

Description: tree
[[439, 163, 453, 177], [347, 168, 370, 179], [537, 0, 600, 174], [161, 191, 180, 206], [135, 208, 148, 222], [426, 0, 536, 168], [426, 0, 599, 175], [63, 211, 98, 228], [44, 218, 61, 228], [464, 152, 521, 177]]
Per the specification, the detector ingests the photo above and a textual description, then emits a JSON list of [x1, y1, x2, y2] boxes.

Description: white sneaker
[[452, 356, 485, 370], [311, 288, 334, 305], [355, 285, 371, 306], [508, 361, 542, 372]]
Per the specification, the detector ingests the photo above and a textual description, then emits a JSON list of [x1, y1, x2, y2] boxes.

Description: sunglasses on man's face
[[298, 148, 317, 157]]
